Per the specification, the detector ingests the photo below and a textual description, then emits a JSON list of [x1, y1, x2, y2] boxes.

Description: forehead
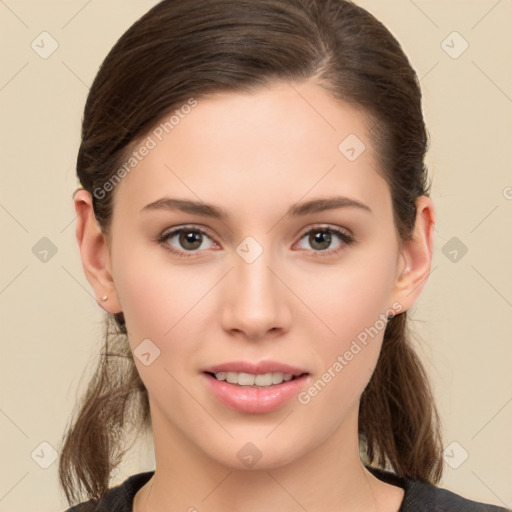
[[112, 79, 389, 220]]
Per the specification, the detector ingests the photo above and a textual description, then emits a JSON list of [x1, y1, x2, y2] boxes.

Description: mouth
[[201, 361, 310, 413]]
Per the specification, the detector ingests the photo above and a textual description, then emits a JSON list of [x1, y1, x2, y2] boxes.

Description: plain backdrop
[[0, 1, 511, 510]]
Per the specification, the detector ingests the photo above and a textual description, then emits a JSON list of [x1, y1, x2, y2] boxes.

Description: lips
[[201, 360, 310, 413]]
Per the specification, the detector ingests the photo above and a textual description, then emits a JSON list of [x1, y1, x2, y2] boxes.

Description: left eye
[[295, 227, 354, 255]]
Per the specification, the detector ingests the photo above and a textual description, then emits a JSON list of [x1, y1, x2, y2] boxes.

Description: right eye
[[157, 226, 217, 257]]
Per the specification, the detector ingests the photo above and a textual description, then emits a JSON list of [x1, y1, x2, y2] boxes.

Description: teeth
[[214, 371, 296, 386]]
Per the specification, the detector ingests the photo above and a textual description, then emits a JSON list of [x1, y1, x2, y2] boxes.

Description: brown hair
[[60, 0, 443, 505]]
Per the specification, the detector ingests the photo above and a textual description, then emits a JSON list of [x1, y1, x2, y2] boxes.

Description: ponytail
[[59, 315, 149, 504], [359, 312, 444, 483]]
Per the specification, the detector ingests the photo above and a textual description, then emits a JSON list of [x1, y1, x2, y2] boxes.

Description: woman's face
[[103, 80, 419, 469]]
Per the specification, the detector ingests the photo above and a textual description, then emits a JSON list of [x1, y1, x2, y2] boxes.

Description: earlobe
[[392, 195, 435, 312], [74, 189, 123, 314]]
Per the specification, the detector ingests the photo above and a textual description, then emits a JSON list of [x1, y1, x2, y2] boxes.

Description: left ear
[[391, 195, 435, 313]]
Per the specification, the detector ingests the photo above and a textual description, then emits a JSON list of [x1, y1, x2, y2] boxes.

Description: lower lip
[[202, 373, 309, 413]]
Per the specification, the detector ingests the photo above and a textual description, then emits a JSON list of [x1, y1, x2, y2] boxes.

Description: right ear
[[73, 189, 122, 313]]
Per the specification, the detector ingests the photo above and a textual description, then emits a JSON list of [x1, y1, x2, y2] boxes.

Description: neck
[[134, 406, 392, 512]]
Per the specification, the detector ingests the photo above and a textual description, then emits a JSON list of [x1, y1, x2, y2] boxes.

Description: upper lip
[[202, 360, 309, 376]]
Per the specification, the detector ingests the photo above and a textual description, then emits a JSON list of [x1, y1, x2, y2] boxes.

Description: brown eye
[[176, 230, 204, 251], [158, 227, 215, 256], [308, 230, 332, 251], [296, 226, 354, 256]]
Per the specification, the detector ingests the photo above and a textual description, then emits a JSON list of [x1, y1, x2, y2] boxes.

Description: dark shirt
[[64, 466, 510, 511]]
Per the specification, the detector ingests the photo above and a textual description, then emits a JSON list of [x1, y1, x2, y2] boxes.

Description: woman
[[60, 0, 509, 510]]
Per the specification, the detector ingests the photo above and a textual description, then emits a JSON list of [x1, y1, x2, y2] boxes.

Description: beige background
[[1, 1, 511, 510]]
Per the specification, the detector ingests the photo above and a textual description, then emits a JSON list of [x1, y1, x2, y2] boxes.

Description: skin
[[74, 79, 435, 512]]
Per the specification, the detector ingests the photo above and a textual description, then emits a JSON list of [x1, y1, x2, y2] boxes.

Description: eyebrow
[[141, 195, 372, 219]]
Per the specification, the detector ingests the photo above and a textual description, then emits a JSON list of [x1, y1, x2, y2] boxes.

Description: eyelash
[[156, 225, 355, 259]]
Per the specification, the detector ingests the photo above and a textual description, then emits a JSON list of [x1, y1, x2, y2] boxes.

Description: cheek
[[110, 238, 205, 359], [112, 249, 206, 410], [306, 245, 397, 344], [296, 244, 398, 405]]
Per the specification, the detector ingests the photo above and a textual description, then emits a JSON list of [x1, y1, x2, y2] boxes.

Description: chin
[[195, 432, 315, 472]]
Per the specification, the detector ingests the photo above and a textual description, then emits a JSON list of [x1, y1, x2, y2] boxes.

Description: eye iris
[[310, 230, 331, 250], [180, 230, 202, 250]]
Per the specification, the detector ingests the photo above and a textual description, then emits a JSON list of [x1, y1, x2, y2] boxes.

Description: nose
[[220, 248, 292, 341]]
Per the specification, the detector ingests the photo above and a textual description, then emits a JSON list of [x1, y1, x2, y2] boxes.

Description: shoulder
[[366, 466, 510, 512], [62, 472, 154, 512], [402, 479, 510, 511]]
